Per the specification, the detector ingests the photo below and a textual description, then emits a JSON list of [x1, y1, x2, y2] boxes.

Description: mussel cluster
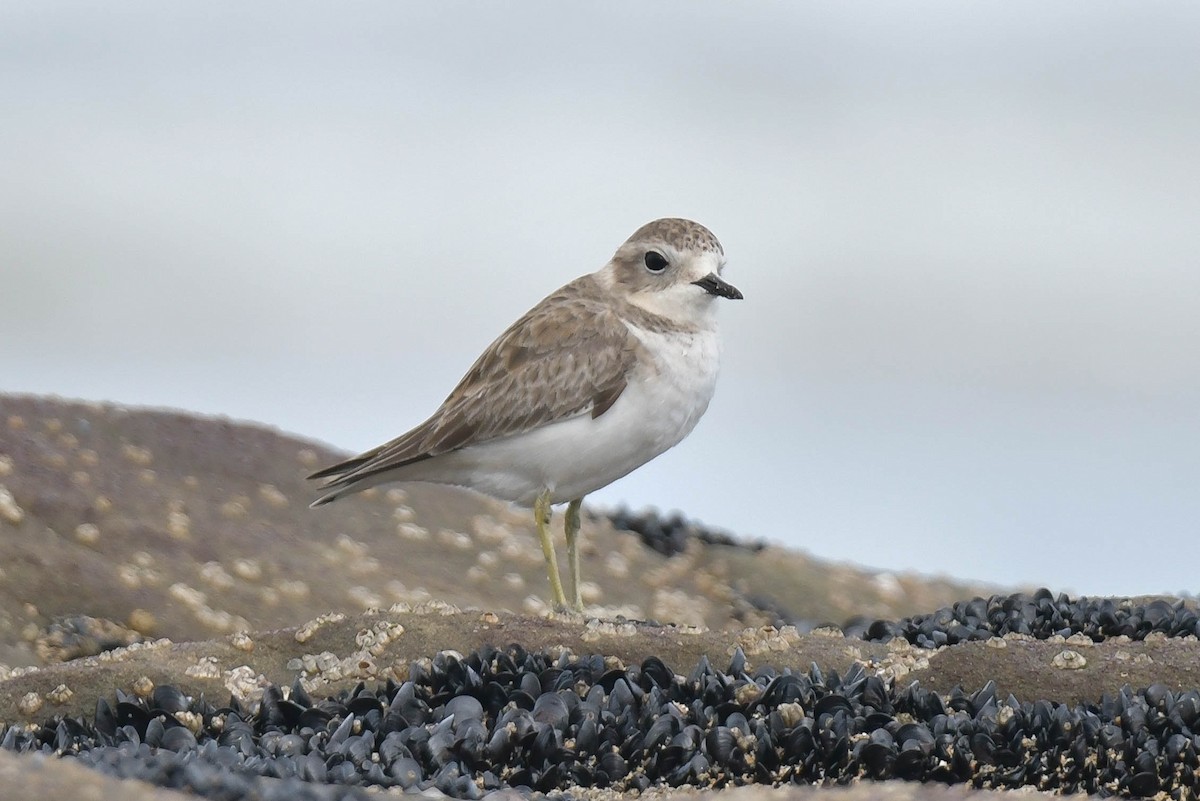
[[850, 590, 1200, 647], [3, 639, 1199, 800], [607, 507, 766, 557]]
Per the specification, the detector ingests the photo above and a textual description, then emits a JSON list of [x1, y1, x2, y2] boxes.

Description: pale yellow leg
[[565, 497, 584, 612], [534, 489, 567, 610]]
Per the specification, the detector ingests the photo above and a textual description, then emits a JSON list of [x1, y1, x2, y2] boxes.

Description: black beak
[[692, 273, 743, 300]]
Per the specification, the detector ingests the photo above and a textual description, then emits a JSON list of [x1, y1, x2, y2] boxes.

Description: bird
[[309, 218, 742, 612]]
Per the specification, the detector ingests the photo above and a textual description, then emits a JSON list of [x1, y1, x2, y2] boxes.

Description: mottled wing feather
[[311, 277, 637, 488]]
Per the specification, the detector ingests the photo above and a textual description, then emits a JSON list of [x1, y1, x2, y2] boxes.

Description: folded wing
[[309, 277, 637, 501]]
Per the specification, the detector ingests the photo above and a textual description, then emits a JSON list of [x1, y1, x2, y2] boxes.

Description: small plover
[[310, 218, 742, 611]]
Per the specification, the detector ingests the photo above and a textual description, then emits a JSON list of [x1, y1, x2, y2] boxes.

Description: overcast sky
[[3, 2, 1198, 597]]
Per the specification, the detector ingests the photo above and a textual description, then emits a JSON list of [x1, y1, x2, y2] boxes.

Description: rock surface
[[0, 393, 1197, 799]]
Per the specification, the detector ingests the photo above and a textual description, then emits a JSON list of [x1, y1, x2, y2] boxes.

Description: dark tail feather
[[308, 467, 399, 508], [307, 454, 373, 508], [307, 444, 432, 508], [307, 456, 371, 481], [309, 488, 345, 508]]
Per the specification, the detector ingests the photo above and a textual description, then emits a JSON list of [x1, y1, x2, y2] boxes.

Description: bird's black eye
[[643, 250, 668, 273]]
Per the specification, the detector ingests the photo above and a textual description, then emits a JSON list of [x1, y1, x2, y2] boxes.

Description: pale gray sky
[[3, 2, 1198, 596]]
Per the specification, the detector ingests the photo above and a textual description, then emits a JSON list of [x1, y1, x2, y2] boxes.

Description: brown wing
[[309, 276, 637, 492]]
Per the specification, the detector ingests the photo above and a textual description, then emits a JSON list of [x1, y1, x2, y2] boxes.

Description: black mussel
[[1126, 771, 1161, 797], [639, 656, 674, 690], [860, 740, 896, 778], [599, 751, 628, 781], [150, 685, 189, 714], [531, 692, 569, 731]]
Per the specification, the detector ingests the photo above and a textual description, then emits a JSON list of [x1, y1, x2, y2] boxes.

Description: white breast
[[619, 322, 722, 454]]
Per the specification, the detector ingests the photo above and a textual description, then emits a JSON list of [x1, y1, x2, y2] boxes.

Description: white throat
[[624, 286, 720, 330]]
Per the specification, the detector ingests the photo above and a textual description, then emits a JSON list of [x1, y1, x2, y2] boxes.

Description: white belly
[[426, 324, 722, 505]]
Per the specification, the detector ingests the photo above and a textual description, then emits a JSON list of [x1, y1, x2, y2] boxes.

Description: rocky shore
[[0, 394, 1196, 800]]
